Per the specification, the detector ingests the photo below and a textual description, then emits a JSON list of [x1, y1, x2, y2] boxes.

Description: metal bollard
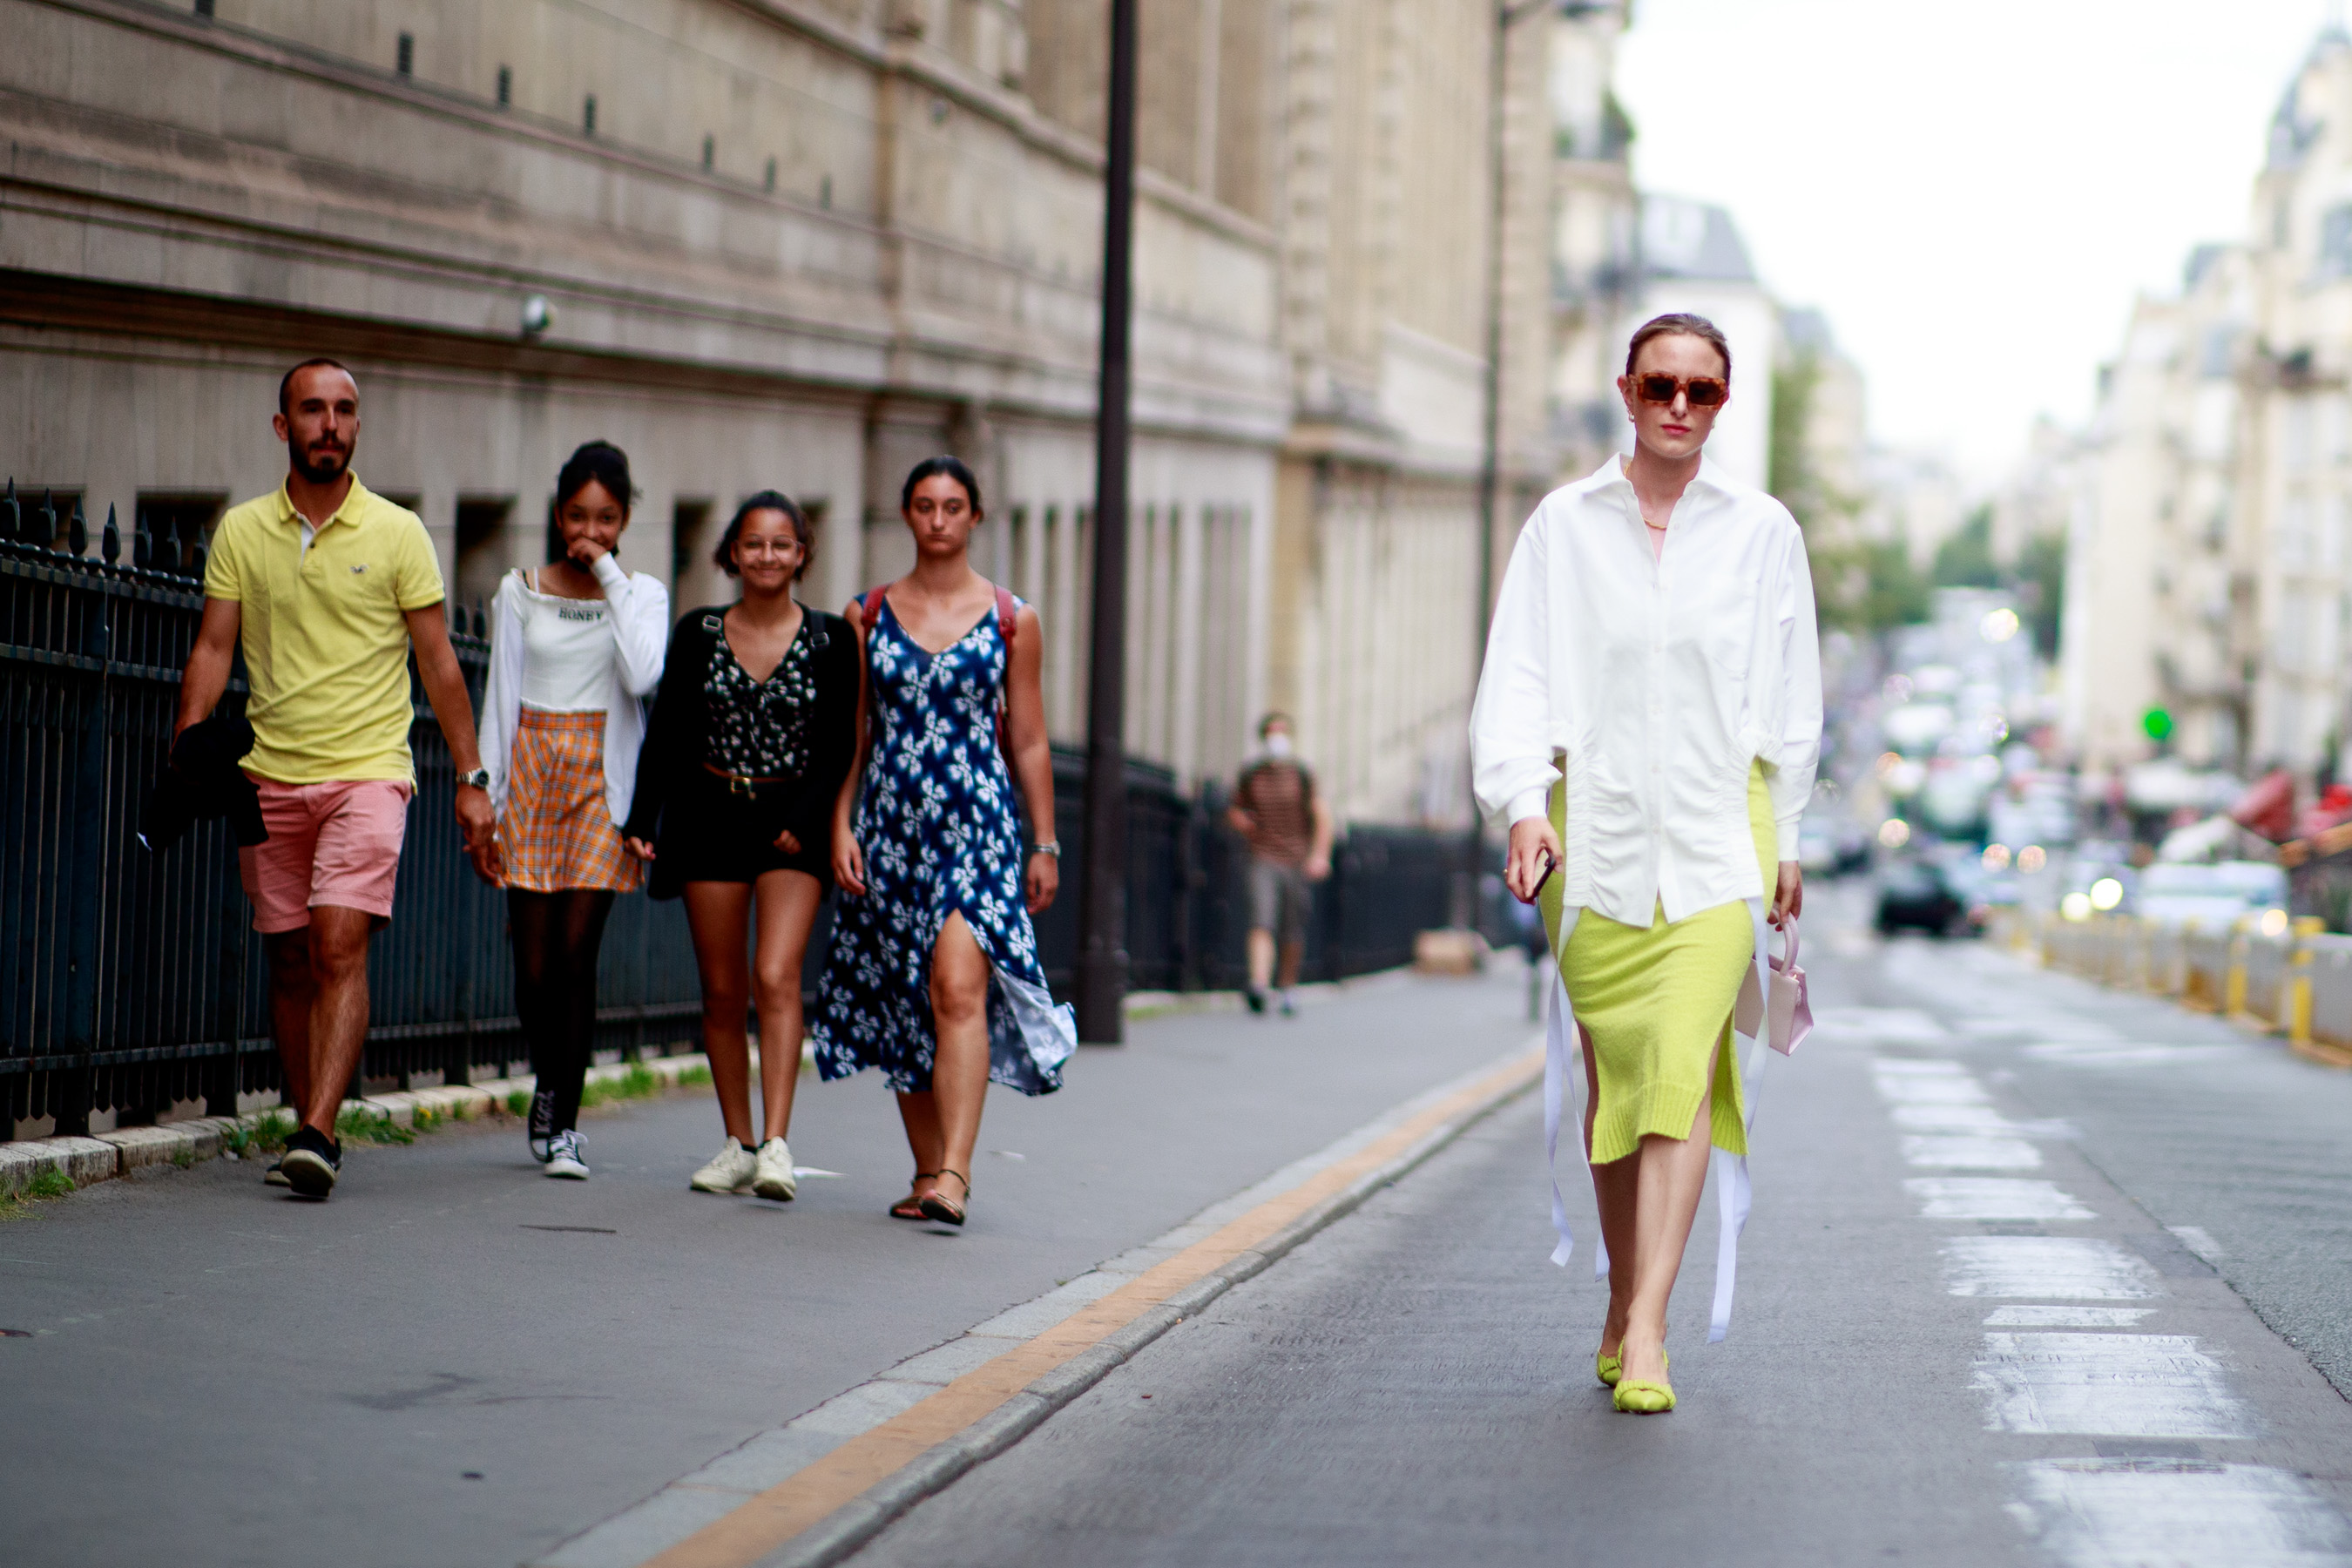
[[2290, 943, 2315, 1049], [2224, 919, 2248, 1020]]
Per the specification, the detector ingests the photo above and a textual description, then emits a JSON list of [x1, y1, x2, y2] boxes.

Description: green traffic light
[[2142, 706, 2174, 741]]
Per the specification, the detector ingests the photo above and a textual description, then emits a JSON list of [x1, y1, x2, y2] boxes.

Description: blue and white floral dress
[[811, 595, 1077, 1095]]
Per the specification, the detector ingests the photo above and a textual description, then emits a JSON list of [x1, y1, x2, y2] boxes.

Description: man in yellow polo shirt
[[175, 358, 496, 1199]]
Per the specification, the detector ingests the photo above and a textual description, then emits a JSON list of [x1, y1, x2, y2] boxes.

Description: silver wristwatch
[[1032, 840, 1061, 857], [457, 767, 490, 790]]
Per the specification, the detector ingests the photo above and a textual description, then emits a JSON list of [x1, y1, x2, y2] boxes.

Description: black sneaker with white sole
[[279, 1125, 341, 1198], [527, 1087, 557, 1164], [263, 1156, 290, 1187]]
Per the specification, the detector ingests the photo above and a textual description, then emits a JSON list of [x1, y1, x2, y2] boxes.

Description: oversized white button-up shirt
[[1470, 454, 1822, 928]]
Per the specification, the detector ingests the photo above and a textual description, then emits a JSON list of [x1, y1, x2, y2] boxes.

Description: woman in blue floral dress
[[812, 456, 1073, 1227]]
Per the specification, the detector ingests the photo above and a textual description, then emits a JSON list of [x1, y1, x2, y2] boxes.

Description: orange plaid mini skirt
[[497, 709, 645, 894]]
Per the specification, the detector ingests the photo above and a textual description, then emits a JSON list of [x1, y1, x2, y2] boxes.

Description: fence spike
[[193, 533, 208, 579], [472, 597, 487, 638], [37, 488, 57, 547], [2, 479, 16, 543], [101, 501, 121, 563], [69, 497, 88, 557], [132, 506, 152, 570]]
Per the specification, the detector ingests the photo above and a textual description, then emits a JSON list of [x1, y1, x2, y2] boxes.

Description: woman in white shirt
[[1470, 314, 1821, 1414], [474, 441, 669, 1179]]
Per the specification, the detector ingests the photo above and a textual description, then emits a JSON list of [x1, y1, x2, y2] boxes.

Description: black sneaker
[[1244, 988, 1266, 1015], [263, 1156, 290, 1188], [527, 1088, 557, 1164], [280, 1125, 341, 1199]]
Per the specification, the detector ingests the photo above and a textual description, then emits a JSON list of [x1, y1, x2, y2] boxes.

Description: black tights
[[509, 889, 616, 1135]]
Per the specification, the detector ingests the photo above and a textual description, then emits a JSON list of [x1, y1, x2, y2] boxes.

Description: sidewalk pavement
[[1, 964, 1541, 1568]]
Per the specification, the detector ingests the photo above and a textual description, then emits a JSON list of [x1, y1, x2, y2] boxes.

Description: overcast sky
[[1614, 0, 2334, 485]]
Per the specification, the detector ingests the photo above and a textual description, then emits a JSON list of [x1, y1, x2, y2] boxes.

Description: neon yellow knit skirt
[[1540, 760, 1777, 1166]]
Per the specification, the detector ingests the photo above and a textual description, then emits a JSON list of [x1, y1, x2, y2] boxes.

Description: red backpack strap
[[994, 583, 1017, 659], [860, 585, 887, 627]]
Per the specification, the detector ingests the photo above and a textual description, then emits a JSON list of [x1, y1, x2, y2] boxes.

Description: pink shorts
[[237, 776, 413, 933]]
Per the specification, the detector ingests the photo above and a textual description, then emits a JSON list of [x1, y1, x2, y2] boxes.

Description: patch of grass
[[172, 1146, 196, 1169], [27, 1168, 74, 1200], [505, 1089, 532, 1119], [335, 1105, 416, 1146], [578, 1063, 660, 1109], [676, 1064, 712, 1089], [222, 1110, 292, 1157], [410, 1105, 444, 1135]]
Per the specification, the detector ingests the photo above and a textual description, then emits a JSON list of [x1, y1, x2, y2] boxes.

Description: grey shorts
[[1247, 857, 1312, 947]]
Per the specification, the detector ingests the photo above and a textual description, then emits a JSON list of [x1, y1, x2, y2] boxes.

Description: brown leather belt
[[702, 762, 792, 799]]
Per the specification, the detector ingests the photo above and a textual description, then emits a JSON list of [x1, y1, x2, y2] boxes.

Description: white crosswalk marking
[[1903, 1134, 2044, 1169], [1974, 1334, 2253, 1437], [2012, 1460, 2352, 1567], [1941, 1235, 2161, 1301], [1985, 1307, 2155, 1328], [1906, 1178, 2095, 1220]]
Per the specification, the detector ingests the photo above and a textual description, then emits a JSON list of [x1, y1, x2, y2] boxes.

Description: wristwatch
[[1032, 840, 1061, 857], [457, 767, 490, 790]]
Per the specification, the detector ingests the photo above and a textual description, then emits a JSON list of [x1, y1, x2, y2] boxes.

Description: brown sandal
[[889, 1173, 939, 1221], [918, 1169, 970, 1227]]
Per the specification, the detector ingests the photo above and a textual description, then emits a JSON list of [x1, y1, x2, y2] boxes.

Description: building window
[[396, 33, 414, 77], [672, 499, 714, 600], [137, 492, 226, 572], [820, 174, 833, 209], [764, 158, 777, 192], [2321, 204, 2352, 280], [497, 66, 511, 107], [454, 497, 513, 618], [701, 134, 714, 170], [193, 0, 213, 16], [584, 95, 597, 136]]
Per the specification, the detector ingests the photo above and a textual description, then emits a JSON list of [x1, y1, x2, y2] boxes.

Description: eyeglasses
[[1634, 373, 1728, 408]]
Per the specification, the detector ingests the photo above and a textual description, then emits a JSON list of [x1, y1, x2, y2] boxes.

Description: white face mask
[[1265, 733, 1294, 759]]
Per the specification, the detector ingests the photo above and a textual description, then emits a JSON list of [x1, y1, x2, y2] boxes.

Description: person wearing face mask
[[1227, 713, 1333, 1016], [476, 440, 670, 1179]]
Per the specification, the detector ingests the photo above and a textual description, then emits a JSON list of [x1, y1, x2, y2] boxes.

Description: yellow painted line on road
[[642, 1043, 1545, 1568]]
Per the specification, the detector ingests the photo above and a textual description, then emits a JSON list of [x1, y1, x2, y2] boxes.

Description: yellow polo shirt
[[204, 475, 445, 784]]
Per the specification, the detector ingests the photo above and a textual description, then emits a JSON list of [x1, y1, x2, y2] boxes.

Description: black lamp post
[[1075, 0, 1139, 1044]]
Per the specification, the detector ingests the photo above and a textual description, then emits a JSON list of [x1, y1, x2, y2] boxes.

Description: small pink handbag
[[1735, 915, 1813, 1056]]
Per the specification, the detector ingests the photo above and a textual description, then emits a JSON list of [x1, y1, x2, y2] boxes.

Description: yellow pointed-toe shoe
[[1595, 1347, 1622, 1388], [1612, 1378, 1676, 1414]]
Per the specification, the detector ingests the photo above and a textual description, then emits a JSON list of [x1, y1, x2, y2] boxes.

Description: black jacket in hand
[[140, 713, 267, 852], [623, 604, 860, 900]]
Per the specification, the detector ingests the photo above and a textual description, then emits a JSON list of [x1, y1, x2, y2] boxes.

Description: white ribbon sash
[[1544, 897, 1774, 1342]]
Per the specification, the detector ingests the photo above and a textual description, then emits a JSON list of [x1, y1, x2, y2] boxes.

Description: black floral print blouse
[[705, 619, 815, 779]]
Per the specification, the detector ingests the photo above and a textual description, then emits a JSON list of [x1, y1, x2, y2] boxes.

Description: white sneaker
[[752, 1137, 798, 1201], [544, 1130, 589, 1179], [690, 1139, 757, 1193]]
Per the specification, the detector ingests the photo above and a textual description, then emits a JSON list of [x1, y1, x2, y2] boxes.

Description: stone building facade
[[1, 0, 1568, 827], [2058, 29, 2352, 782]]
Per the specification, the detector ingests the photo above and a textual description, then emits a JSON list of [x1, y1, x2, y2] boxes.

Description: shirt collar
[[1577, 451, 1742, 501], [274, 473, 371, 533]]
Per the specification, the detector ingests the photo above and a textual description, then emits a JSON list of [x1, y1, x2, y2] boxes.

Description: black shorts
[[654, 767, 830, 888]]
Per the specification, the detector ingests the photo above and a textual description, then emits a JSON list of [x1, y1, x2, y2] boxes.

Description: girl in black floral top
[[624, 493, 858, 1202]]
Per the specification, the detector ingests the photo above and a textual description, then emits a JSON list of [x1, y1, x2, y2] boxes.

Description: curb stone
[[0, 1052, 714, 1200]]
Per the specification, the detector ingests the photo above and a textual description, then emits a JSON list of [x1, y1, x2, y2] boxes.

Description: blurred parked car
[[1876, 858, 1975, 937], [2132, 861, 2288, 928]]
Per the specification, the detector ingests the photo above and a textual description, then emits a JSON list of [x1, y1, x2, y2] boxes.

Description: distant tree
[[1932, 504, 2001, 588], [2011, 531, 2066, 659]]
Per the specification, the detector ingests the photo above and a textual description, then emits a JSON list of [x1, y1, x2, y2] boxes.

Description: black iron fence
[[0, 483, 1457, 1139]]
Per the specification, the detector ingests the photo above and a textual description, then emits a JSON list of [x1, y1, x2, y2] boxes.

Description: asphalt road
[[852, 883, 2352, 1568], [2, 970, 1541, 1568]]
